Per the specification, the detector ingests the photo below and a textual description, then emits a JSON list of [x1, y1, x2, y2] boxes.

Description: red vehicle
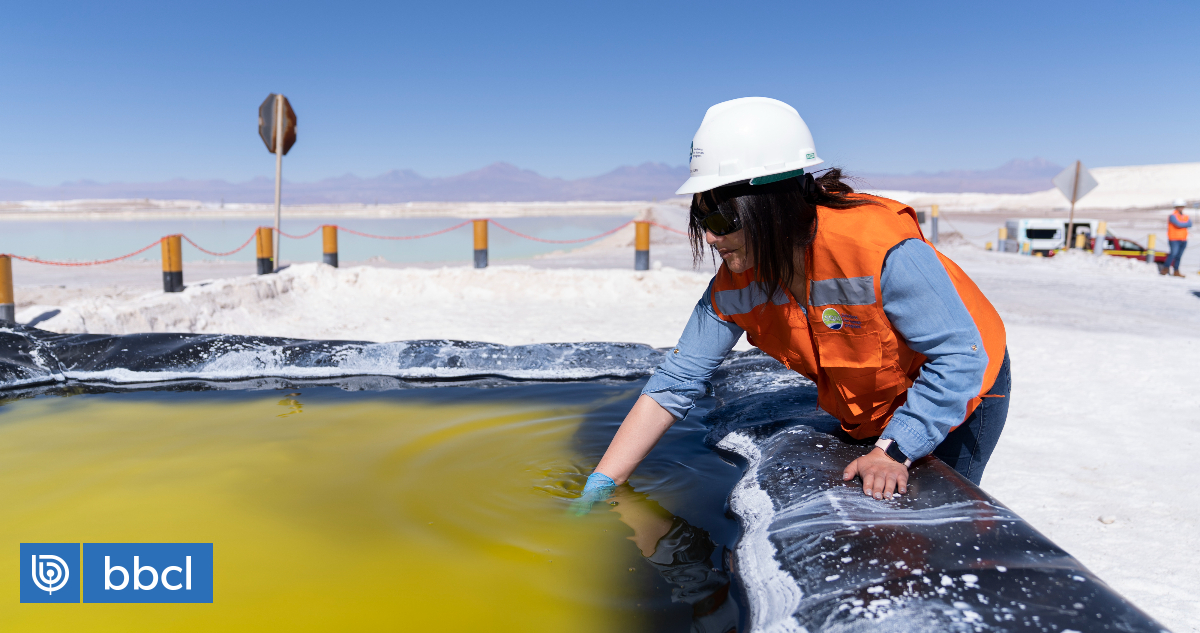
[[1085, 236, 1167, 264]]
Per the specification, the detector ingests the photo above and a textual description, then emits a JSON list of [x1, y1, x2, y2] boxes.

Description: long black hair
[[688, 168, 878, 296]]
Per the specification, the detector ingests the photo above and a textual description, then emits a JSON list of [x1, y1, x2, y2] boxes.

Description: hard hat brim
[[676, 157, 824, 195]]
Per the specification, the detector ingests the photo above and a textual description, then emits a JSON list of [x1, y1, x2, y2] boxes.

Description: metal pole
[[930, 205, 939, 246], [1094, 221, 1107, 257], [161, 235, 183, 292], [256, 227, 274, 274], [322, 225, 338, 267], [1065, 160, 1080, 250], [273, 94, 284, 272], [0, 255, 13, 322], [473, 220, 488, 268], [634, 221, 650, 270]]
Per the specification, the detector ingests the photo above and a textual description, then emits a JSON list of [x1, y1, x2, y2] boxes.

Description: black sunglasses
[[694, 191, 742, 235], [696, 209, 743, 236]]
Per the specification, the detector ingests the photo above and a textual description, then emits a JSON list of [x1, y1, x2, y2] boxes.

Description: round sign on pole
[[258, 94, 297, 155]]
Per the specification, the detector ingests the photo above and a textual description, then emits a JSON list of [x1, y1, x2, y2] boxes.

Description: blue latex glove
[[569, 472, 616, 516]]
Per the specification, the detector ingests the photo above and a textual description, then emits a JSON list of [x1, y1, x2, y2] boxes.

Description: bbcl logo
[[21, 544, 79, 603], [21, 543, 213, 603], [33, 554, 71, 594]]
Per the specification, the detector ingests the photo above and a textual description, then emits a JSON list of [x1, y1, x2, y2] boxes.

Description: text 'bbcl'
[[20, 543, 214, 603], [84, 544, 212, 603]]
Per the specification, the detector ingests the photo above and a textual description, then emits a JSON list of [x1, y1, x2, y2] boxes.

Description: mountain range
[[0, 159, 1064, 203], [855, 158, 1065, 194]]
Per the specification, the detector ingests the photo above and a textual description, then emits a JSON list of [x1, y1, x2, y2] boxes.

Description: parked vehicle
[[1004, 218, 1102, 254], [1082, 235, 1167, 264]]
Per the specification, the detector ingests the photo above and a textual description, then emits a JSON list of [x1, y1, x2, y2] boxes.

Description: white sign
[[1053, 162, 1098, 204]]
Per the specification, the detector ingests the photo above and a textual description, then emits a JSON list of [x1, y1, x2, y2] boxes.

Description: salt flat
[[9, 238, 1200, 631]]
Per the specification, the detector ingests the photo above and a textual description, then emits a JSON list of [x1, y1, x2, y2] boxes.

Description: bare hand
[[843, 447, 908, 500]]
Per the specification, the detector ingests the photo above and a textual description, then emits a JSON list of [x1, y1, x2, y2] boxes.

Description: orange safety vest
[[1168, 211, 1190, 241], [710, 195, 1006, 439]]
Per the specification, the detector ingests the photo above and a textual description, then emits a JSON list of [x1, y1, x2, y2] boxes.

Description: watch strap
[[875, 438, 913, 467]]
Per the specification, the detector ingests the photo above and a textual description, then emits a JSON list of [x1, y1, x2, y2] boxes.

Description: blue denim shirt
[[1169, 213, 1193, 229], [642, 239, 989, 461]]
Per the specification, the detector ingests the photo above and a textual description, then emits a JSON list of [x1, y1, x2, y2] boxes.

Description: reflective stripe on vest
[[810, 276, 875, 306], [710, 194, 1006, 440], [713, 281, 790, 315]]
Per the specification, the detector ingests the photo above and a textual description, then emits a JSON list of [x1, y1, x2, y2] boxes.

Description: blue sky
[[1, 1, 1196, 185]]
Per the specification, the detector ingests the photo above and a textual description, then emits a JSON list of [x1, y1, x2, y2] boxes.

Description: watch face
[[885, 442, 909, 464]]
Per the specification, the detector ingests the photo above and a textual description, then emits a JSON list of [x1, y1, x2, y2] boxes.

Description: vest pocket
[[813, 330, 882, 368], [815, 330, 908, 431]]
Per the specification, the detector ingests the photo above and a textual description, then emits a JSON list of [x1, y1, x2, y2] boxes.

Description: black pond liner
[[0, 325, 1170, 632]]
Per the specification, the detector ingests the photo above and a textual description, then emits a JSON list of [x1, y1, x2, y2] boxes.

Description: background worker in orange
[[573, 98, 1010, 512], [1165, 199, 1192, 277]]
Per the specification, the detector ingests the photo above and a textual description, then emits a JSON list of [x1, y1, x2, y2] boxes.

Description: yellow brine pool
[[1, 382, 741, 632]]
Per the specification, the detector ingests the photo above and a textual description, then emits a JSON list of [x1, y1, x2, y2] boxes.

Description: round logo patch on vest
[[821, 308, 843, 330]]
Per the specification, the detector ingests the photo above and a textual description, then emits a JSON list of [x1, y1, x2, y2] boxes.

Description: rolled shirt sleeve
[[641, 279, 744, 420], [878, 239, 989, 461]]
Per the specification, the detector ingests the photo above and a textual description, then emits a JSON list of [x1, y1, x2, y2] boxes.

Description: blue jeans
[[1166, 240, 1187, 271], [932, 349, 1011, 485]]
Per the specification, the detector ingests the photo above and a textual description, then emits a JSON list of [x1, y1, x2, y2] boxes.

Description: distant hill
[[856, 158, 1064, 194], [0, 162, 692, 204], [0, 158, 1066, 203]]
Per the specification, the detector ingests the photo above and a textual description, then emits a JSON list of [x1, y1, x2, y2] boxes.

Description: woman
[[578, 97, 1010, 508]]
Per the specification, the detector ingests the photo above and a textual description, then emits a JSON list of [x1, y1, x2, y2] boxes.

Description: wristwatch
[[874, 439, 912, 468]]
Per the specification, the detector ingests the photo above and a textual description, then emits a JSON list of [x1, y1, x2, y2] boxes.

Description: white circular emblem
[[821, 308, 843, 331]]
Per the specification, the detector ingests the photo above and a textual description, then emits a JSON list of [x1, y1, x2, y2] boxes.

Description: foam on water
[[717, 430, 807, 633], [0, 325, 664, 390]]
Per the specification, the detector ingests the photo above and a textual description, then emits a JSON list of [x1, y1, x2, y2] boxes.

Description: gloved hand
[[569, 472, 617, 516]]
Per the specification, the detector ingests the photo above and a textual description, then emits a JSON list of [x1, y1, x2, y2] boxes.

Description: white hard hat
[[676, 97, 823, 195], [1173, 198, 1187, 208]]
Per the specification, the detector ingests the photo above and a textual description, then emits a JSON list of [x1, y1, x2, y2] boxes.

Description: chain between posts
[[2, 240, 162, 266], [276, 226, 323, 239], [182, 231, 259, 257], [334, 221, 474, 240], [486, 219, 632, 243], [648, 221, 689, 236], [5, 218, 676, 265]]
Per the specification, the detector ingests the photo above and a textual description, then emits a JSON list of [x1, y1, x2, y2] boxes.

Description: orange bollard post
[[256, 227, 274, 274], [930, 205, 940, 245], [634, 221, 650, 270], [322, 225, 338, 267], [161, 235, 183, 293], [473, 220, 488, 268], [0, 255, 13, 321]]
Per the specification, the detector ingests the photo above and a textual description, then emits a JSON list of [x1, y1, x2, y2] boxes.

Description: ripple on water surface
[[0, 381, 742, 632]]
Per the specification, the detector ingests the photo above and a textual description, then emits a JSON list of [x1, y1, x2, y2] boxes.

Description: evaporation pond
[[0, 381, 742, 632]]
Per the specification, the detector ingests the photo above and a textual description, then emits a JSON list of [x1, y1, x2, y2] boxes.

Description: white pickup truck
[[1003, 218, 1102, 254]]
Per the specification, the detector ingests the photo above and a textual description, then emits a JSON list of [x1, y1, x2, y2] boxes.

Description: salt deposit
[[16, 263, 725, 348], [871, 161, 1200, 213]]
